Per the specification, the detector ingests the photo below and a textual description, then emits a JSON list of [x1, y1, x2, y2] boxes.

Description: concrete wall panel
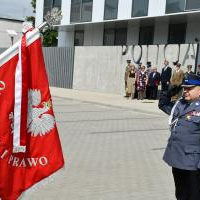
[[118, 0, 132, 20], [73, 46, 125, 94], [92, 0, 105, 22], [35, 0, 44, 27], [148, 0, 166, 17], [61, 0, 71, 25], [73, 44, 197, 94], [58, 31, 74, 47]]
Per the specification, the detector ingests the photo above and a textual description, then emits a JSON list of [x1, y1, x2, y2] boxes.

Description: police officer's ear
[[197, 86, 200, 96]]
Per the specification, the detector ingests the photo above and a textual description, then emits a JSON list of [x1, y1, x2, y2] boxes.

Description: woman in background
[[136, 65, 147, 100]]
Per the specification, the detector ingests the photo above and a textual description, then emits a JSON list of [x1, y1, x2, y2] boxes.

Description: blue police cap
[[182, 73, 200, 87]]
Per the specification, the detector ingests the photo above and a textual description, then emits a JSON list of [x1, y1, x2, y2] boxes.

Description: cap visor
[[181, 84, 196, 88]]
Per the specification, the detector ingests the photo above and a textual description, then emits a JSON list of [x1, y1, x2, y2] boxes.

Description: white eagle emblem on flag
[[9, 89, 55, 137], [27, 89, 55, 136]]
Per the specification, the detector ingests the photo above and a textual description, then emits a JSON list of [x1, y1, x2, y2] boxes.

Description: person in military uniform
[[126, 65, 136, 99], [159, 73, 200, 200], [124, 60, 131, 97]]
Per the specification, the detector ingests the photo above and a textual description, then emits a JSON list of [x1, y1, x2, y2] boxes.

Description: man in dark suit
[[148, 67, 160, 99], [145, 61, 152, 99], [124, 60, 131, 97], [160, 60, 172, 92], [159, 73, 200, 199]]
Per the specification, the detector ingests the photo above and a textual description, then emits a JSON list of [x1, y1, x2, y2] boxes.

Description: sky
[[0, 0, 34, 20]]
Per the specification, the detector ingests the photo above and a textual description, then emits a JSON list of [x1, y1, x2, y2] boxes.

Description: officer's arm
[[158, 91, 174, 115], [158, 85, 182, 115]]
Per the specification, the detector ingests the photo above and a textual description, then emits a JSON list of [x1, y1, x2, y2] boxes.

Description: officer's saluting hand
[[158, 73, 200, 200]]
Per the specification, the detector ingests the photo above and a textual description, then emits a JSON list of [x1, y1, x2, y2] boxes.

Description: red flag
[[0, 29, 64, 200]]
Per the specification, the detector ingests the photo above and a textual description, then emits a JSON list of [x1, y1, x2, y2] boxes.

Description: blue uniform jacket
[[159, 94, 200, 170]]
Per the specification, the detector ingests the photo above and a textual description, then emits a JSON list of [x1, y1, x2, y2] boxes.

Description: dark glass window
[[70, 0, 81, 22], [74, 30, 84, 46], [81, 0, 93, 22], [115, 28, 127, 45], [186, 0, 200, 10], [103, 29, 115, 45], [165, 0, 185, 13], [53, 0, 62, 7], [139, 26, 154, 45], [132, 0, 148, 17], [44, 0, 53, 17], [103, 28, 127, 46], [43, 0, 62, 18], [70, 0, 93, 23], [104, 0, 119, 20], [168, 23, 186, 44]]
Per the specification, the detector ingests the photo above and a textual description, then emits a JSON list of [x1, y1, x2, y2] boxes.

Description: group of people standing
[[124, 60, 160, 100], [124, 59, 196, 101]]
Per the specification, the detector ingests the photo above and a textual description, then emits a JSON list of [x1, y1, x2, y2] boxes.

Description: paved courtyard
[[26, 95, 175, 200]]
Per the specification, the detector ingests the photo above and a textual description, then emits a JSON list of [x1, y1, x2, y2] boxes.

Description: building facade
[[0, 17, 23, 48], [35, 0, 200, 47], [35, 0, 200, 95]]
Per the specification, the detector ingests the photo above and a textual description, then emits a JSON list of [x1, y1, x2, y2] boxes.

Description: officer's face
[[164, 61, 168, 66], [183, 86, 200, 102]]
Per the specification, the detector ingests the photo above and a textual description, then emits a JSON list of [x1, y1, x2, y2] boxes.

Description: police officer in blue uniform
[[159, 73, 200, 200]]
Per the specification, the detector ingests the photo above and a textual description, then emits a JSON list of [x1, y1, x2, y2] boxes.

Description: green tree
[[42, 29, 58, 47], [31, 0, 36, 13], [25, 0, 36, 26]]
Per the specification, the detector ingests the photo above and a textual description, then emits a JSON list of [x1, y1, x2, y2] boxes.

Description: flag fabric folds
[[0, 29, 64, 200]]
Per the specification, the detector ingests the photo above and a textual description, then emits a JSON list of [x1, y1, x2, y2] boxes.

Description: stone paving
[[25, 94, 175, 200]]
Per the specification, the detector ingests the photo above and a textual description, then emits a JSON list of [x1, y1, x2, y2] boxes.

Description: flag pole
[[0, 7, 62, 67], [0, 22, 51, 67], [0, 28, 41, 67]]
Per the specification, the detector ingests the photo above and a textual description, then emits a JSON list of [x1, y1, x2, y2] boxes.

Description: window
[[81, 0, 93, 22], [165, 0, 185, 13], [168, 23, 186, 44], [132, 0, 148, 17], [44, 0, 53, 17], [74, 30, 84, 46], [70, 0, 81, 22], [53, 0, 62, 7], [115, 28, 127, 45], [103, 29, 115, 45], [139, 26, 154, 45], [103, 28, 127, 45], [70, 0, 93, 23], [186, 0, 200, 10], [104, 0, 119, 20], [43, 0, 62, 18]]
